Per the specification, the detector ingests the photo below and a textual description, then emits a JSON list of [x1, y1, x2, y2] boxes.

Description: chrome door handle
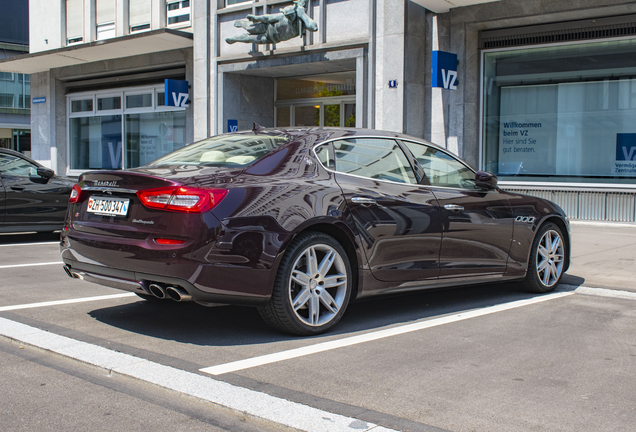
[[444, 204, 464, 212], [351, 197, 377, 205]]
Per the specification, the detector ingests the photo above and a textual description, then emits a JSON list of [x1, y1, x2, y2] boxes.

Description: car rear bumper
[[61, 258, 271, 306]]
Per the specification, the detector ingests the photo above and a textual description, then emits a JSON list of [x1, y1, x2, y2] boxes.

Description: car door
[[316, 137, 443, 283], [0, 152, 71, 230], [401, 140, 514, 278]]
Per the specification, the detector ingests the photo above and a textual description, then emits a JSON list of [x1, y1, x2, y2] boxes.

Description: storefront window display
[[68, 85, 186, 173], [482, 38, 636, 184]]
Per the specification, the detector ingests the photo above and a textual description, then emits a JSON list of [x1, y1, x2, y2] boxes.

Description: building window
[[482, 38, 636, 185], [0, 73, 30, 111], [167, 1, 190, 26], [96, 0, 116, 40], [68, 86, 187, 172], [227, 0, 251, 6], [97, 22, 116, 40], [66, 0, 84, 45], [129, 0, 151, 33]]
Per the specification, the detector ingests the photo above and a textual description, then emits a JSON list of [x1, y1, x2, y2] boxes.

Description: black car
[[61, 127, 570, 335], [0, 148, 74, 233]]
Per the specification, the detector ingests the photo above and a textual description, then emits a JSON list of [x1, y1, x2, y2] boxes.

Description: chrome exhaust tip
[[165, 286, 192, 302], [63, 265, 74, 278], [149, 283, 167, 299]]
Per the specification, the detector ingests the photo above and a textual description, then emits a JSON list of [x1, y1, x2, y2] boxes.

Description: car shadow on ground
[[0, 231, 60, 244], [87, 278, 574, 347]]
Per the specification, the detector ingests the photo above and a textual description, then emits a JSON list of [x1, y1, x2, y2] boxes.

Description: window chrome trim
[[310, 135, 424, 187], [311, 135, 489, 192]]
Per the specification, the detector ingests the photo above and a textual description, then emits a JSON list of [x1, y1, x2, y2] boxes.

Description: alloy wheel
[[535, 229, 564, 288], [288, 243, 348, 327]]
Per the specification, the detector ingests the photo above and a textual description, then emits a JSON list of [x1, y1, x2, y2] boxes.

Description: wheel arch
[[292, 222, 361, 301], [536, 216, 571, 273]]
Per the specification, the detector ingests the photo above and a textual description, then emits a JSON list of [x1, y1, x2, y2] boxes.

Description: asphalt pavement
[[0, 222, 635, 432], [563, 221, 636, 292]]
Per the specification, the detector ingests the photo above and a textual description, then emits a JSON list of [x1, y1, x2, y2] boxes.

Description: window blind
[[96, 0, 116, 25], [66, 0, 84, 40], [129, 0, 152, 27]]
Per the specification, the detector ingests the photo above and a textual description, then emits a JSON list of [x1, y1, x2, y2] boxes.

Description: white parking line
[[0, 316, 399, 432], [0, 241, 60, 247], [0, 293, 137, 312], [200, 291, 574, 376], [0, 261, 63, 269]]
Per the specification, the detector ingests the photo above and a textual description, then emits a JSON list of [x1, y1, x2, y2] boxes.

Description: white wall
[[29, 0, 64, 53]]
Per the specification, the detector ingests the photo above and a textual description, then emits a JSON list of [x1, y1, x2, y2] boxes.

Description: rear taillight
[[137, 186, 228, 213], [69, 184, 82, 203], [154, 238, 186, 245]]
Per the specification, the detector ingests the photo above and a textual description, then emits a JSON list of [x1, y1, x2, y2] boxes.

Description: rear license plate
[[87, 196, 130, 217]]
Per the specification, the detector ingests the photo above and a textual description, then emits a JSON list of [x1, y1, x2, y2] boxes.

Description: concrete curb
[[0, 316, 398, 432]]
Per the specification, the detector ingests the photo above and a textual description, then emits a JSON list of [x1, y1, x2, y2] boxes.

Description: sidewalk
[[562, 221, 636, 292]]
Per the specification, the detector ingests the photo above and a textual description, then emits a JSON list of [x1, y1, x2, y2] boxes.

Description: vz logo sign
[[441, 69, 458, 90], [616, 133, 636, 161], [171, 92, 189, 108], [432, 51, 458, 91], [515, 216, 536, 223], [164, 79, 189, 107]]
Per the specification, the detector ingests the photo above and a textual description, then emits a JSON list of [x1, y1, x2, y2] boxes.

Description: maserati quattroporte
[[61, 127, 570, 335]]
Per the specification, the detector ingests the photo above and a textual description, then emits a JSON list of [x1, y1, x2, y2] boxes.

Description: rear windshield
[[146, 134, 291, 167]]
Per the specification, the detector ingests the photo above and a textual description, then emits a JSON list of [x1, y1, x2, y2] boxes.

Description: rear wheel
[[258, 232, 352, 336], [524, 222, 566, 293]]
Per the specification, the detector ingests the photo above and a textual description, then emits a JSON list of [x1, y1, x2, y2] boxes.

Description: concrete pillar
[[192, 0, 210, 140], [151, 0, 166, 30], [116, 0, 130, 37], [374, 0, 405, 133], [84, 0, 96, 43]]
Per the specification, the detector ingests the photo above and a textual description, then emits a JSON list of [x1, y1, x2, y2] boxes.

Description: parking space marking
[[0, 316, 402, 432], [0, 293, 137, 312], [200, 292, 573, 376], [0, 241, 59, 247], [0, 261, 63, 269]]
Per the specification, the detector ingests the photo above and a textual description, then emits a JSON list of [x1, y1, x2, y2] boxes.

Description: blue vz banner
[[616, 133, 636, 161], [165, 79, 190, 107], [432, 51, 458, 90]]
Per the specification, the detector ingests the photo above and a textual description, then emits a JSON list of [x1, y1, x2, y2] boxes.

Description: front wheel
[[524, 222, 566, 293], [258, 232, 352, 336]]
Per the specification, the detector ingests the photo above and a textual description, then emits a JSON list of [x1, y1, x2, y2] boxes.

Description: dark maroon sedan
[[61, 127, 570, 335]]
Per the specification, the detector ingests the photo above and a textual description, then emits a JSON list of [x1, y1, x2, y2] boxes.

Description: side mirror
[[475, 171, 498, 190], [37, 167, 55, 179]]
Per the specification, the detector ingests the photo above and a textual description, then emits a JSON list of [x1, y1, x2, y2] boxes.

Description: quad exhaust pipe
[[63, 266, 192, 302], [149, 283, 167, 299], [166, 286, 192, 302], [149, 283, 192, 302]]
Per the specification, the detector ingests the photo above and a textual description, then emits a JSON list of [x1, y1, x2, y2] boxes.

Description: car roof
[[0, 148, 44, 166], [233, 126, 445, 150]]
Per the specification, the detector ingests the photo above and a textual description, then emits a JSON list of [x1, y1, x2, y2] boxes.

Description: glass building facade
[[482, 38, 636, 185]]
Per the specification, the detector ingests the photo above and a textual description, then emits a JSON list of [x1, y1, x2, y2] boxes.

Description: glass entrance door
[[275, 102, 356, 127]]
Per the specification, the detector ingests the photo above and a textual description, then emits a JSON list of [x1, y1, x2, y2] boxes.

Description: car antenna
[[252, 122, 265, 134]]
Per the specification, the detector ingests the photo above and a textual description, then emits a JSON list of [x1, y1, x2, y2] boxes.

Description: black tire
[[258, 232, 352, 336], [524, 222, 566, 293]]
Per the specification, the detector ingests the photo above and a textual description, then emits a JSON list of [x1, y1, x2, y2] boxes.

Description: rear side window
[[330, 138, 417, 184], [147, 134, 291, 167]]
